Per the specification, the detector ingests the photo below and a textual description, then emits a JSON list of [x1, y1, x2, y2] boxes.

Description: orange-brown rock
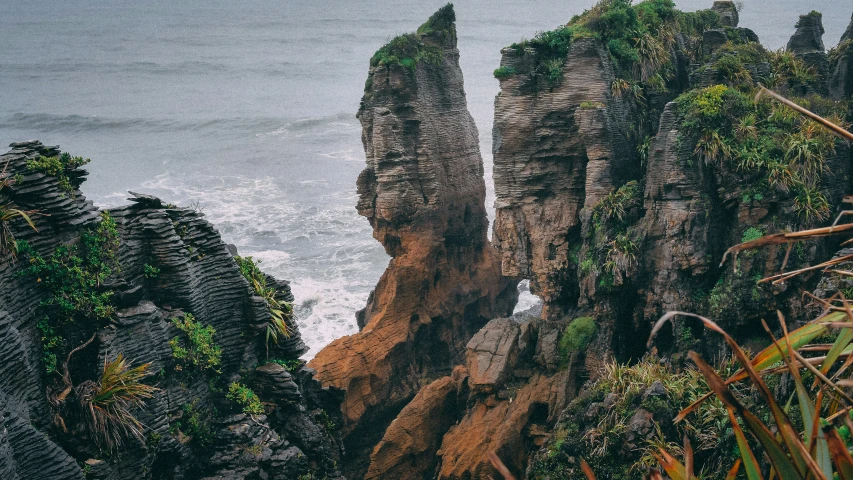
[[365, 312, 574, 480], [437, 371, 570, 480], [364, 367, 469, 480], [309, 6, 516, 477]]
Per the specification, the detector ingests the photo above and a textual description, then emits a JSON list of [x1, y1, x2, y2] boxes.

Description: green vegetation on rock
[[143, 263, 160, 279], [17, 211, 120, 373], [368, 4, 454, 75], [269, 358, 302, 372], [741, 226, 764, 243], [169, 313, 222, 373], [529, 357, 771, 479], [558, 316, 597, 362], [492, 65, 517, 79], [79, 354, 158, 451], [27, 152, 90, 196], [235, 255, 293, 351], [583, 180, 642, 288], [0, 169, 38, 258], [676, 83, 843, 224], [226, 382, 264, 415], [172, 400, 214, 447], [508, 0, 720, 88]]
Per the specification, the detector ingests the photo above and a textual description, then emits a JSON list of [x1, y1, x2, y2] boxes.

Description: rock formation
[[830, 14, 853, 100], [364, 307, 574, 480], [0, 141, 344, 479], [5, 2, 853, 479], [308, 5, 517, 478], [711, 1, 738, 27], [311, 1, 853, 478], [787, 11, 829, 94], [491, 35, 637, 320]]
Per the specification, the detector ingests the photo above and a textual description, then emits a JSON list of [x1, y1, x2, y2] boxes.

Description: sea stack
[[308, 5, 516, 477]]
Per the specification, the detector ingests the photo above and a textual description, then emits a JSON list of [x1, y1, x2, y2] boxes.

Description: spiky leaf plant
[[234, 255, 294, 353], [0, 162, 40, 257], [77, 354, 158, 451]]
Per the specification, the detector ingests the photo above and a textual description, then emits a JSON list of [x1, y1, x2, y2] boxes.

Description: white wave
[[513, 279, 542, 314]]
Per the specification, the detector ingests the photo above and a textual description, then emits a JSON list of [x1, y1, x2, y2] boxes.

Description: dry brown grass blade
[[689, 352, 803, 478], [725, 459, 742, 480], [487, 452, 516, 480], [721, 225, 853, 266], [580, 458, 598, 480], [760, 254, 853, 285], [823, 425, 853, 479], [645, 471, 665, 480], [756, 86, 853, 142], [789, 346, 853, 406], [684, 435, 693, 480], [781, 423, 828, 480]]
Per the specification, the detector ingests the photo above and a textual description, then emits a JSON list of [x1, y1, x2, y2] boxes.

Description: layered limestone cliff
[[308, 6, 517, 478], [0, 141, 344, 480], [787, 11, 829, 94], [351, 2, 853, 479], [830, 14, 853, 100]]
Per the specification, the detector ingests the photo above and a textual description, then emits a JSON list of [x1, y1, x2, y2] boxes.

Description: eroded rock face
[[364, 309, 573, 480], [788, 10, 829, 94], [0, 141, 344, 480], [309, 6, 517, 478], [830, 14, 853, 100], [364, 367, 468, 480], [492, 37, 637, 316], [788, 11, 826, 54], [711, 1, 738, 27]]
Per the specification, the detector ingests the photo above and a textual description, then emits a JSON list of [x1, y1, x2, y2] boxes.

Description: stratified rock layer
[[788, 10, 829, 94], [830, 14, 853, 100], [309, 6, 516, 479], [0, 141, 344, 480], [492, 37, 637, 316]]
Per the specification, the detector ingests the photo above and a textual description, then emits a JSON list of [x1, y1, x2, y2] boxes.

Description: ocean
[[1, 0, 849, 358]]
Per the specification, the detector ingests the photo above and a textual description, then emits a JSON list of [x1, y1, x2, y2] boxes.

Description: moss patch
[[558, 316, 597, 361]]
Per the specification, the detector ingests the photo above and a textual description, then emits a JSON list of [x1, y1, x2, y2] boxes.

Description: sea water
[[1, 0, 849, 357]]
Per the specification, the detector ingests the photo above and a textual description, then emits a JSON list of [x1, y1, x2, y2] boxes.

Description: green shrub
[[27, 152, 90, 196], [370, 34, 442, 71], [582, 181, 642, 285], [17, 211, 120, 373], [530, 357, 755, 479], [269, 358, 302, 372], [0, 168, 39, 258], [416, 3, 455, 37], [143, 263, 160, 279], [226, 382, 264, 415], [558, 316, 597, 361], [175, 401, 214, 446], [579, 101, 606, 109], [508, 25, 577, 86], [370, 6, 453, 74], [169, 313, 222, 373], [493, 65, 516, 79], [317, 409, 336, 434], [676, 83, 838, 225], [79, 354, 159, 451], [741, 227, 764, 243]]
